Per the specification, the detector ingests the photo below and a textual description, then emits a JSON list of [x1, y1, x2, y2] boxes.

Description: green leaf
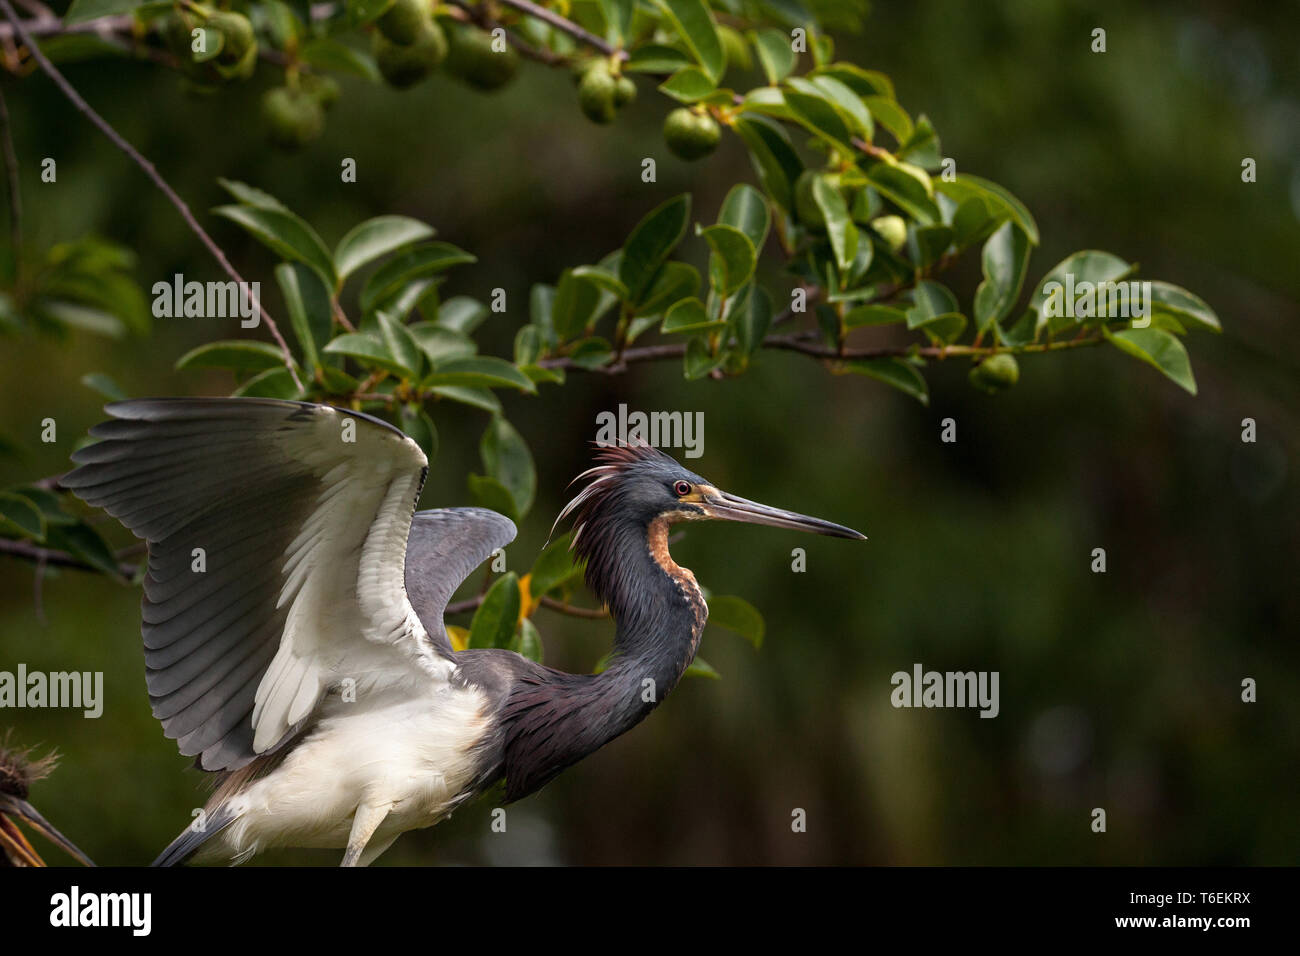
[[407, 323, 477, 365], [175, 340, 288, 372], [706, 594, 765, 648], [750, 28, 796, 84], [842, 357, 929, 405], [844, 304, 907, 328], [335, 215, 436, 282], [906, 280, 958, 327], [232, 367, 302, 399], [1029, 250, 1133, 336], [214, 205, 337, 289], [653, 0, 725, 83], [433, 386, 501, 414], [620, 195, 691, 303], [323, 331, 409, 376], [64, 0, 145, 26], [36, 300, 125, 338], [683, 335, 722, 379], [684, 656, 721, 679], [812, 175, 858, 272], [732, 283, 774, 354], [734, 116, 802, 212], [13, 487, 74, 528], [935, 174, 1039, 245], [623, 45, 692, 73], [659, 66, 717, 103], [567, 337, 615, 370], [360, 242, 475, 313], [275, 262, 330, 371], [570, 265, 629, 302], [481, 417, 535, 517], [530, 532, 583, 598], [80, 372, 126, 401], [898, 114, 941, 169], [422, 356, 536, 393], [718, 183, 771, 252], [435, 296, 489, 334], [696, 224, 757, 296], [861, 95, 913, 143], [510, 618, 544, 664], [552, 268, 603, 340], [863, 163, 940, 225], [0, 492, 46, 541], [469, 572, 521, 649], [783, 89, 853, 151], [1147, 281, 1221, 333], [662, 297, 725, 334], [216, 178, 290, 211], [514, 325, 543, 366], [795, 75, 873, 140], [46, 521, 121, 578], [973, 222, 1031, 333], [633, 261, 701, 317], [467, 473, 518, 523], [376, 311, 423, 378], [1105, 327, 1197, 395], [299, 38, 381, 82]]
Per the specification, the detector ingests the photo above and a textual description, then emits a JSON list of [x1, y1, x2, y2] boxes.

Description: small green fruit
[[377, 0, 429, 47], [663, 107, 720, 161], [719, 25, 752, 72], [445, 24, 519, 91], [969, 353, 1020, 393], [300, 72, 341, 109], [209, 12, 255, 65], [262, 86, 325, 149], [579, 63, 618, 124], [373, 20, 447, 89], [872, 214, 908, 253], [613, 75, 637, 107]]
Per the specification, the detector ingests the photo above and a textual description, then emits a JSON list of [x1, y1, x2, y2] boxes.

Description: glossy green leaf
[[436, 296, 489, 334], [360, 242, 475, 313], [733, 116, 802, 211], [214, 205, 337, 289], [335, 216, 436, 282], [1105, 327, 1197, 395], [684, 656, 721, 679], [47, 521, 122, 577], [175, 340, 287, 372], [633, 262, 701, 317], [842, 357, 929, 405], [0, 492, 45, 541], [624, 45, 692, 73], [399, 403, 438, 461], [570, 265, 629, 302], [469, 572, 521, 649], [697, 224, 757, 296], [732, 283, 774, 354], [511, 618, 544, 663], [863, 163, 940, 225], [620, 195, 691, 303], [659, 66, 717, 102], [812, 175, 858, 272], [377, 311, 423, 378], [407, 324, 476, 365], [662, 297, 726, 334], [844, 304, 907, 328], [973, 222, 1032, 332], [217, 178, 289, 211], [1147, 281, 1221, 333], [64, 0, 145, 25], [552, 268, 603, 340], [232, 366, 302, 399], [653, 0, 725, 83], [276, 262, 330, 371], [750, 28, 796, 84], [467, 474, 518, 523], [422, 357, 536, 393], [299, 38, 381, 82], [718, 183, 771, 252], [567, 337, 615, 370], [529, 532, 584, 598], [79, 372, 126, 401], [323, 331, 409, 376], [481, 417, 535, 517], [784, 89, 854, 151], [936, 174, 1039, 245], [1029, 250, 1133, 335], [683, 335, 722, 379]]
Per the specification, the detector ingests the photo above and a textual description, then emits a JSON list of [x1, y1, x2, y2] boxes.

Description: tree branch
[[0, 86, 19, 269], [494, 0, 621, 58], [0, 0, 304, 391], [0, 537, 136, 578]]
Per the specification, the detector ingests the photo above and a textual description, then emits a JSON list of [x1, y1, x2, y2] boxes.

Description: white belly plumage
[[211, 678, 491, 863]]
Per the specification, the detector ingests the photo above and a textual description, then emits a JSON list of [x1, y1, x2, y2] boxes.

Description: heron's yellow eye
[[673, 480, 691, 497]]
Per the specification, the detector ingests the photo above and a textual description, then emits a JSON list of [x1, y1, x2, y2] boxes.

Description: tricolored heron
[[63, 398, 864, 865], [0, 736, 95, 866]]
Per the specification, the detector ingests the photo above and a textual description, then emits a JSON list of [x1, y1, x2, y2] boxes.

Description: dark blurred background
[[1, 0, 1296, 864]]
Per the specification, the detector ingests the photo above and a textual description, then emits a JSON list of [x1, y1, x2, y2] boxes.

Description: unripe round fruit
[[719, 26, 752, 72], [377, 0, 428, 46], [663, 107, 720, 161], [969, 353, 1020, 393], [579, 63, 618, 124], [300, 72, 341, 109], [160, 11, 195, 57], [613, 75, 637, 107], [794, 170, 843, 230], [262, 86, 325, 149], [872, 214, 908, 253], [444, 24, 519, 91], [209, 12, 254, 65], [373, 20, 446, 89]]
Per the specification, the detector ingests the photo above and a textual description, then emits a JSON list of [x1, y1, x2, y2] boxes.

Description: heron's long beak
[[0, 793, 95, 866], [703, 490, 866, 539]]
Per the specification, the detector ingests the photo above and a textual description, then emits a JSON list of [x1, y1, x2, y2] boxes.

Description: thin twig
[[495, 0, 620, 57], [0, 537, 136, 578], [0, 0, 304, 391]]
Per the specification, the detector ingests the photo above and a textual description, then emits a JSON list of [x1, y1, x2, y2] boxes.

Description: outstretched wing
[[405, 508, 517, 655], [63, 398, 451, 771]]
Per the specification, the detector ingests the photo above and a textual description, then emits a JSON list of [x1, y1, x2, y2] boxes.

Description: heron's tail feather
[[151, 807, 235, 867]]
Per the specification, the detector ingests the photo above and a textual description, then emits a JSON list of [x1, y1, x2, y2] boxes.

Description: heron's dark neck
[[500, 515, 706, 801]]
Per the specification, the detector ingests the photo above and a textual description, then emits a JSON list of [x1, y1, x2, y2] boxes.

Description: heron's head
[[554, 442, 865, 560]]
